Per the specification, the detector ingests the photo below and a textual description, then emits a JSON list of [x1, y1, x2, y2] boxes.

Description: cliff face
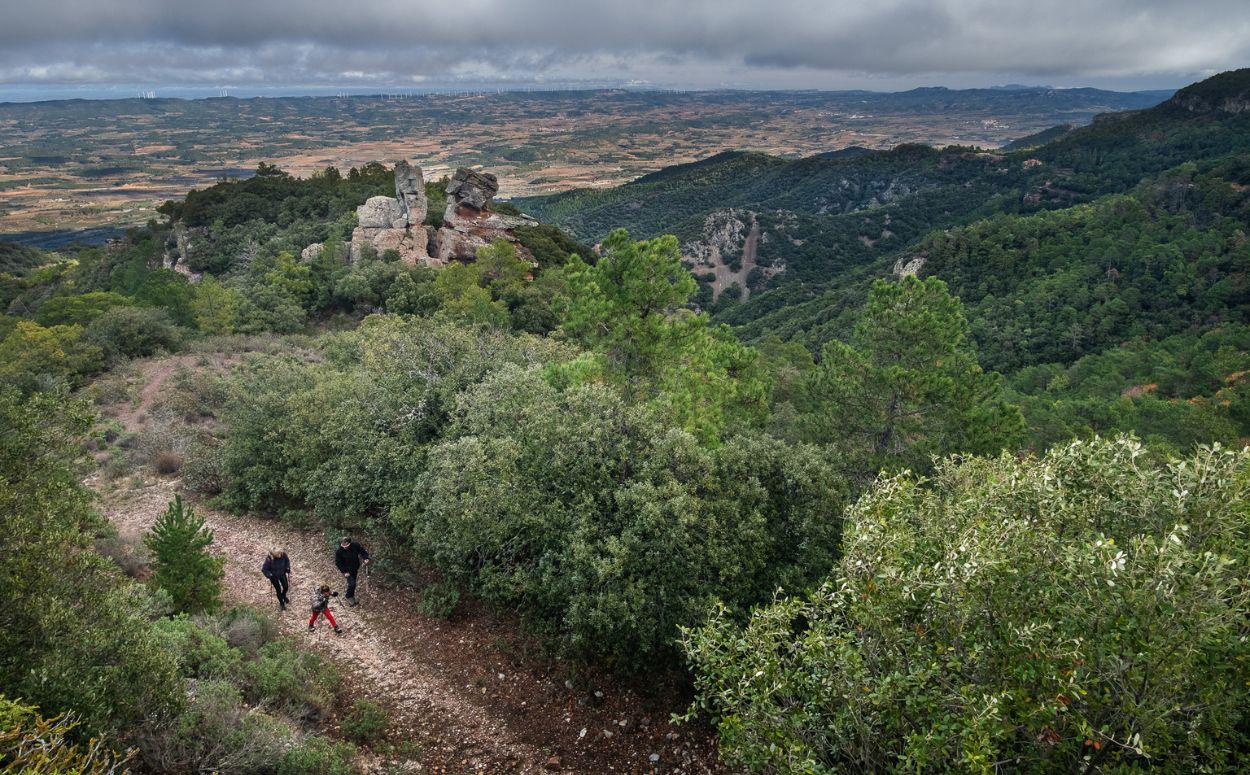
[[1167, 68, 1250, 114]]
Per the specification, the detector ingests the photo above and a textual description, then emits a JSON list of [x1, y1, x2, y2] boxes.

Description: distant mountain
[[519, 68, 1250, 366]]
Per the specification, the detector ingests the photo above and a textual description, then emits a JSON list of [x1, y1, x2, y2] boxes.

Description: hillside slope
[[520, 69, 1250, 320]]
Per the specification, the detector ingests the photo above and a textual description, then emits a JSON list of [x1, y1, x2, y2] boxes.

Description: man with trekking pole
[[334, 535, 370, 606]]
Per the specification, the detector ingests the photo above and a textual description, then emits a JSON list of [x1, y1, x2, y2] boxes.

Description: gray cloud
[[0, 0, 1247, 89]]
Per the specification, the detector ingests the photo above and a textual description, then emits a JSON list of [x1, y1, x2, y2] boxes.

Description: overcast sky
[[1, 0, 1248, 94]]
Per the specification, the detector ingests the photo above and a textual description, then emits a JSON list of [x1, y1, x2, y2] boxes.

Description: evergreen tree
[[802, 276, 1023, 481], [145, 496, 224, 614], [555, 229, 768, 442]]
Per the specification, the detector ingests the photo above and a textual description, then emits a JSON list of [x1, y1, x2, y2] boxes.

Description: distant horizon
[[0, 79, 1186, 105]]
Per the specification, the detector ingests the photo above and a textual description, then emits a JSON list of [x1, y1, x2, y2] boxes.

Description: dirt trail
[[93, 356, 725, 775]]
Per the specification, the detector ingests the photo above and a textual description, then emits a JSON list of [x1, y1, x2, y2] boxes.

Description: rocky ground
[[91, 354, 729, 775]]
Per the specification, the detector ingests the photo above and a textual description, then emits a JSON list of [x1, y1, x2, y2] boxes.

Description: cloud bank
[[0, 0, 1247, 89]]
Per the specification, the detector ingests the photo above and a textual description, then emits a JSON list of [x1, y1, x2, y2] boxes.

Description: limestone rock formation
[[347, 163, 433, 266], [683, 209, 781, 303], [394, 160, 428, 225], [445, 168, 498, 211], [161, 223, 203, 283], [345, 163, 537, 267], [892, 254, 927, 278], [357, 196, 408, 229], [433, 168, 536, 264]]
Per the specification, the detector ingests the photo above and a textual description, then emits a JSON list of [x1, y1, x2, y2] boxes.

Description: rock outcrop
[[347, 162, 432, 265], [432, 167, 537, 265], [445, 168, 498, 211], [1168, 70, 1250, 115], [394, 160, 428, 225], [892, 254, 927, 278], [340, 162, 535, 267], [349, 225, 430, 264], [161, 223, 203, 283], [683, 209, 781, 303], [356, 196, 408, 229]]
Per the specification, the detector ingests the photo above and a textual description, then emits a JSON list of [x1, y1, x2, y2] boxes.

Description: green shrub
[[243, 641, 338, 716], [684, 438, 1250, 774], [0, 389, 181, 735], [341, 698, 388, 745], [84, 306, 182, 363], [278, 735, 356, 775], [416, 581, 460, 620], [153, 616, 243, 682], [134, 679, 289, 774], [181, 440, 226, 494]]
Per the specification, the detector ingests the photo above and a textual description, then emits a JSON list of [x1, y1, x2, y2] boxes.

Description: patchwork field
[[0, 87, 1168, 239]]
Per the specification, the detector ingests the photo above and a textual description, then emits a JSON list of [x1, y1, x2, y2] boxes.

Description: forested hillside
[[3, 69, 1250, 774], [523, 68, 1250, 453]]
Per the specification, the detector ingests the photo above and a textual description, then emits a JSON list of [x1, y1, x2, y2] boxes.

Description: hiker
[[334, 535, 370, 606], [261, 549, 291, 610], [308, 584, 342, 634]]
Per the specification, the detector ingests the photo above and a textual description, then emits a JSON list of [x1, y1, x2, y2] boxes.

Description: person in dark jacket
[[334, 536, 370, 606], [261, 549, 291, 610]]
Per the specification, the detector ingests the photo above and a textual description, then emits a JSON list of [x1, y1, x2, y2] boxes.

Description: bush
[[94, 529, 150, 578], [84, 306, 183, 364], [243, 641, 338, 717], [134, 679, 289, 775], [278, 735, 356, 775], [341, 698, 388, 745], [153, 450, 184, 475], [100, 447, 133, 480], [416, 581, 460, 620], [409, 366, 846, 666], [1, 389, 182, 735], [153, 616, 243, 682], [0, 695, 132, 774], [219, 605, 278, 657], [181, 440, 226, 494], [684, 438, 1250, 774]]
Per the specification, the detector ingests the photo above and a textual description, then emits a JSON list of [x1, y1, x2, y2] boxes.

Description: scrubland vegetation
[[4, 69, 1250, 773]]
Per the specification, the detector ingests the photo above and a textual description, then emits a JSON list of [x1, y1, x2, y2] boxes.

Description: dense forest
[[3, 68, 1250, 773]]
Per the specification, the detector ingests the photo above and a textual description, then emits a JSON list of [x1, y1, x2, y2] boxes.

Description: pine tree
[[803, 276, 1024, 482], [144, 495, 224, 613]]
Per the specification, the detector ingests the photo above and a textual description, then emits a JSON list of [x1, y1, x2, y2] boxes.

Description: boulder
[[357, 196, 407, 229], [446, 168, 499, 210], [394, 160, 428, 226], [300, 242, 324, 262]]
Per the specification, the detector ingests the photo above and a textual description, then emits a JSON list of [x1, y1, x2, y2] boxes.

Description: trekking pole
[[360, 564, 370, 605]]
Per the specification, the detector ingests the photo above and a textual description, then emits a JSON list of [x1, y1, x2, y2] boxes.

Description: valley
[[6, 62, 1250, 775], [0, 86, 1166, 241]]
